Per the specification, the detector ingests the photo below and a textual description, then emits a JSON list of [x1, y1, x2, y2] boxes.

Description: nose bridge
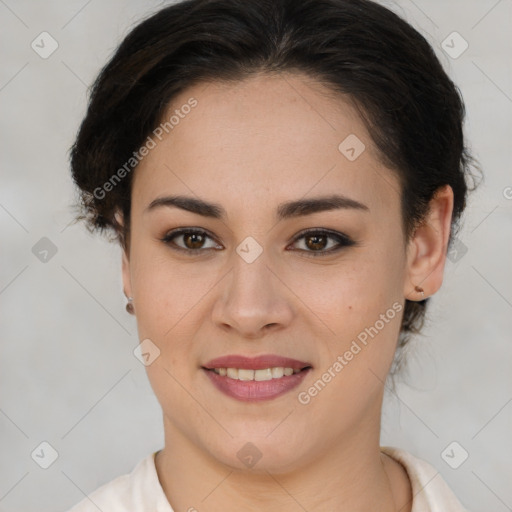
[[212, 242, 293, 335], [227, 244, 276, 309]]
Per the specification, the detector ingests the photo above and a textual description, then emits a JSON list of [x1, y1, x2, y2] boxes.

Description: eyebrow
[[144, 194, 369, 220]]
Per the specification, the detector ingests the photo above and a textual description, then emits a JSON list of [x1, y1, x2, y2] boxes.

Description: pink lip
[[201, 354, 313, 402], [203, 367, 312, 402], [202, 354, 312, 371]]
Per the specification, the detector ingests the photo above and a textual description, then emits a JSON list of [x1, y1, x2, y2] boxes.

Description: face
[[122, 72, 417, 473]]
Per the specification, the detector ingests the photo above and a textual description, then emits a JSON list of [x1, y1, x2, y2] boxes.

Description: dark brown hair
[[69, 0, 481, 372]]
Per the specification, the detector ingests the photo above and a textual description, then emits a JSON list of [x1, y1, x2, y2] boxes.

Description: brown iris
[[304, 234, 328, 251]]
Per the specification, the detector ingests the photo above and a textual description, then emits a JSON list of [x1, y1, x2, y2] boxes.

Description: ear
[[121, 246, 132, 299], [403, 185, 454, 301], [115, 210, 132, 299]]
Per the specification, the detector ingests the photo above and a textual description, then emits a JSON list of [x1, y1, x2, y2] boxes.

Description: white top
[[66, 446, 469, 511]]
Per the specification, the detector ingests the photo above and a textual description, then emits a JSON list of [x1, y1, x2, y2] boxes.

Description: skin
[[119, 71, 453, 511]]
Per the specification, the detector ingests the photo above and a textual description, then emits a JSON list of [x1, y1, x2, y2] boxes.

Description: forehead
[[131, 72, 400, 217]]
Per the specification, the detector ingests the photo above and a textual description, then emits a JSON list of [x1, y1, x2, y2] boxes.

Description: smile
[[201, 356, 312, 401]]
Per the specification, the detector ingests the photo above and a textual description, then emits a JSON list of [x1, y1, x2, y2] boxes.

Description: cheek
[[320, 244, 404, 323], [304, 266, 404, 424], [316, 243, 405, 372], [132, 257, 202, 406], [129, 243, 205, 334]]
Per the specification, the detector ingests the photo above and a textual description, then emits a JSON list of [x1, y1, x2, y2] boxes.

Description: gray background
[[1, 1, 511, 511]]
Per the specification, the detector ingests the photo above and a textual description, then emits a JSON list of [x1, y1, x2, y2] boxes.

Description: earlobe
[[403, 185, 454, 301], [121, 245, 135, 314]]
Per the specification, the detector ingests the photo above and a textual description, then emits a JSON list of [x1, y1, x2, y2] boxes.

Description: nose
[[211, 251, 294, 339]]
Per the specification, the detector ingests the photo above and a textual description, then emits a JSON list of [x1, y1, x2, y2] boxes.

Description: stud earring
[[125, 296, 134, 314], [414, 285, 425, 300]]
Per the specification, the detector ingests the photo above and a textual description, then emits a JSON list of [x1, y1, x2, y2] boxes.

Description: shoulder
[[381, 446, 469, 512], [64, 451, 173, 512]]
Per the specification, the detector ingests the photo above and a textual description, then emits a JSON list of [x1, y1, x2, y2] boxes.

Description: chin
[[204, 434, 311, 475]]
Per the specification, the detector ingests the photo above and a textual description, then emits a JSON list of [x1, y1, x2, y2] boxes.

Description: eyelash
[[160, 228, 356, 257]]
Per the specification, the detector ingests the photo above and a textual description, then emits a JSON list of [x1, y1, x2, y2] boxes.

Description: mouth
[[201, 354, 313, 401]]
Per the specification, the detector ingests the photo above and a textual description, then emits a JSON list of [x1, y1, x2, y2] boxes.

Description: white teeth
[[254, 368, 273, 381], [271, 367, 284, 378], [211, 367, 303, 380], [238, 369, 254, 381], [227, 368, 238, 379]]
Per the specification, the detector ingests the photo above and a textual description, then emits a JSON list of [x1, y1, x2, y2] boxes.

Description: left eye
[[160, 228, 355, 256], [289, 229, 355, 256]]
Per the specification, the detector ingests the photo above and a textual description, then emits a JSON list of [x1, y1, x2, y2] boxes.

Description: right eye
[[160, 228, 222, 254]]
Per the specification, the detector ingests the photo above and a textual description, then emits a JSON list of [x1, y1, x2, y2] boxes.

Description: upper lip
[[202, 354, 312, 371]]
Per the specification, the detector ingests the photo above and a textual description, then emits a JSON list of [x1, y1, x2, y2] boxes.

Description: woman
[[67, 0, 480, 510]]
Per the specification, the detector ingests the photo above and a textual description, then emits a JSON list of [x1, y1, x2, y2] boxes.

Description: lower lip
[[202, 368, 311, 402]]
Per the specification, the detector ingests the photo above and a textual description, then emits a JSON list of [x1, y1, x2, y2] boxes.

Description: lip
[[202, 354, 312, 371], [202, 366, 312, 402], [201, 354, 313, 402]]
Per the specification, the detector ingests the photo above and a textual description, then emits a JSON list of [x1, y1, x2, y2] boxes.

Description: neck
[[154, 415, 410, 512]]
